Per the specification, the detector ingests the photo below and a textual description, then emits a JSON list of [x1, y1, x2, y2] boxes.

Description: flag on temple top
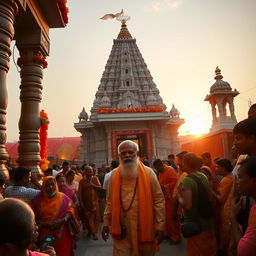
[[100, 9, 123, 20]]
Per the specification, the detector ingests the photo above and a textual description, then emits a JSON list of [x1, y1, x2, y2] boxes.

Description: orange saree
[[158, 165, 180, 242], [33, 177, 74, 256]]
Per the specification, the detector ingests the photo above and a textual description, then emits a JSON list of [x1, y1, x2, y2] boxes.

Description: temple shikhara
[[75, 14, 184, 166]]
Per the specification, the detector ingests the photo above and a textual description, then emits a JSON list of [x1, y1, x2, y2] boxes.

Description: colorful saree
[[33, 177, 74, 256]]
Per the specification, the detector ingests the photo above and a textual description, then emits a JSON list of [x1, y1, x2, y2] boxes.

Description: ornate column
[[222, 101, 227, 117], [80, 132, 87, 164], [210, 102, 217, 123], [228, 99, 237, 122], [216, 99, 224, 121], [149, 124, 157, 160], [0, 0, 18, 179], [105, 125, 112, 164], [16, 48, 47, 173]]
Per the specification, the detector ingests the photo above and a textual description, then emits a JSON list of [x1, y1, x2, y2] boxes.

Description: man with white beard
[[102, 140, 165, 256]]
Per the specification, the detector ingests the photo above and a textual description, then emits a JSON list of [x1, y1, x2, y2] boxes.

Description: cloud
[[167, 0, 182, 8], [150, 0, 183, 12]]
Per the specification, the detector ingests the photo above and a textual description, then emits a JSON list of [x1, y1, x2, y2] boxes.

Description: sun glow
[[179, 120, 209, 137]]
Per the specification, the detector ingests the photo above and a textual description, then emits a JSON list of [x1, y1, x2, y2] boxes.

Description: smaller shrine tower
[[205, 67, 239, 132]]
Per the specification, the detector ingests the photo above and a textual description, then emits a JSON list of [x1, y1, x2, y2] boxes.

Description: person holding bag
[[178, 153, 217, 256]]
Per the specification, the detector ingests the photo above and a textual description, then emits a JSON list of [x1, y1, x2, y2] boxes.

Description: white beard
[[120, 159, 138, 180]]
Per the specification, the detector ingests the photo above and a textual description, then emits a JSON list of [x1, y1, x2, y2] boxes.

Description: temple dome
[[170, 104, 179, 118], [78, 107, 88, 121], [210, 66, 231, 93]]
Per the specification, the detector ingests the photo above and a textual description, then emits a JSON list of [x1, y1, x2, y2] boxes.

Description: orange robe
[[104, 162, 165, 256], [187, 230, 217, 256], [158, 165, 180, 242], [79, 176, 101, 235], [218, 175, 234, 250]]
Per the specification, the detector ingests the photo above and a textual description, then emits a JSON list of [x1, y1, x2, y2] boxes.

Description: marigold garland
[[32, 56, 48, 69], [57, 0, 69, 26], [97, 106, 164, 114], [39, 110, 50, 171], [17, 56, 48, 69], [17, 56, 27, 67]]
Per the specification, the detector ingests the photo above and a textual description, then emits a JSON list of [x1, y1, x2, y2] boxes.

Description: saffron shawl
[[110, 161, 154, 242], [33, 177, 72, 240]]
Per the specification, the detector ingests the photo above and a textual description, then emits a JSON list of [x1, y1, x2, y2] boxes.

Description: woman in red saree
[[33, 176, 75, 256]]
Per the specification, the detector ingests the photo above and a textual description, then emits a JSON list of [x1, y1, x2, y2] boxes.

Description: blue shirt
[[4, 185, 40, 202]]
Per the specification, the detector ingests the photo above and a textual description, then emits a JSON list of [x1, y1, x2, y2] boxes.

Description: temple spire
[[117, 14, 132, 39]]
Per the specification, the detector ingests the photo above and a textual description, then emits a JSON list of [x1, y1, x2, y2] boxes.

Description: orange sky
[[6, 0, 256, 141]]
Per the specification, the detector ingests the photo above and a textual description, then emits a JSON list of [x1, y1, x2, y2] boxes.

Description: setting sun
[[179, 120, 209, 136]]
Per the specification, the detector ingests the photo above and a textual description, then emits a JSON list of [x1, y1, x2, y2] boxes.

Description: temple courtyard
[[75, 226, 185, 256]]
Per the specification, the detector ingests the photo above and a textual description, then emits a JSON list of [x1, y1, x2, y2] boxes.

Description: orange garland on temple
[[97, 106, 164, 114], [39, 110, 50, 171], [57, 0, 69, 26]]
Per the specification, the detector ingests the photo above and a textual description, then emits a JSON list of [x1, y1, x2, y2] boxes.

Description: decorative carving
[[16, 48, 46, 173], [78, 107, 88, 122], [0, 133, 7, 145], [170, 104, 180, 118]]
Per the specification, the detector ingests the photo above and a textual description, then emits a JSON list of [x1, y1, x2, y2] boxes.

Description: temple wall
[[79, 120, 182, 167], [154, 125, 181, 159], [181, 129, 233, 160]]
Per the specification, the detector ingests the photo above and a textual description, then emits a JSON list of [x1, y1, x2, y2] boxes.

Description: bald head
[[85, 166, 93, 179], [0, 198, 34, 252]]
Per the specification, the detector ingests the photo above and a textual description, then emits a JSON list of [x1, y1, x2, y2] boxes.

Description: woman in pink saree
[[56, 174, 77, 203], [33, 176, 76, 256]]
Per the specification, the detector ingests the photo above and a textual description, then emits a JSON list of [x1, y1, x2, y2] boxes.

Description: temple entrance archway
[[112, 130, 152, 160]]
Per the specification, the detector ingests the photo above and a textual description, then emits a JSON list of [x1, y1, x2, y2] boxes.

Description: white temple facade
[[205, 67, 239, 132], [74, 15, 184, 166]]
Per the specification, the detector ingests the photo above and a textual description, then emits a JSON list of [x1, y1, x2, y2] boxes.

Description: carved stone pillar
[[150, 124, 157, 160], [105, 125, 112, 164], [228, 99, 237, 122], [80, 132, 87, 164], [211, 102, 217, 123], [0, 0, 18, 179], [217, 99, 224, 121], [16, 49, 47, 173]]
